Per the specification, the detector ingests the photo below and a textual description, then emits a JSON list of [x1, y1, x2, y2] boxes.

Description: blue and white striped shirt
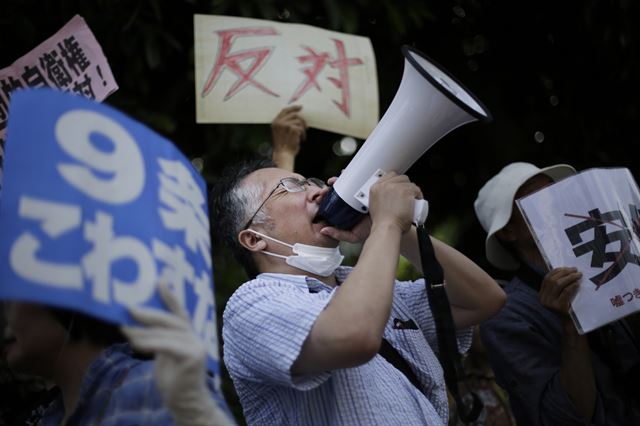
[[223, 266, 472, 425], [38, 343, 235, 426]]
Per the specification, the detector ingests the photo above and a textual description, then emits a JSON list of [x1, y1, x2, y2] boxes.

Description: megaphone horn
[[316, 45, 492, 229]]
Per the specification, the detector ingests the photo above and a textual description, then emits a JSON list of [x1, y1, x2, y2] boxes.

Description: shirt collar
[[257, 266, 352, 293]]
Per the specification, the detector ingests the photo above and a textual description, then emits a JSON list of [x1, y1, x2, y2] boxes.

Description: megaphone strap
[[416, 225, 484, 423]]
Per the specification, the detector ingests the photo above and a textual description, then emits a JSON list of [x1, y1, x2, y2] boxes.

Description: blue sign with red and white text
[[0, 89, 220, 374]]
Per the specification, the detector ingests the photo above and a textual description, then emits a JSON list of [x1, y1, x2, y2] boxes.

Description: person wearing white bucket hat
[[475, 162, 576, 272], [474, 162, 640, 426]]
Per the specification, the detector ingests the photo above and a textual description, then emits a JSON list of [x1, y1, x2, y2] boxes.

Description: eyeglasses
[[243, 177, 326, 229]]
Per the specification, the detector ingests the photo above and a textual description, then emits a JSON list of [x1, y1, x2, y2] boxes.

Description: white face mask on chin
[[247, 230, 344, 277]]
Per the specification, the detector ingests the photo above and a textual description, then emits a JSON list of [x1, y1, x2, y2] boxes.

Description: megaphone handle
[[413, 199, 429, 226], [354, 169, 429, 225]]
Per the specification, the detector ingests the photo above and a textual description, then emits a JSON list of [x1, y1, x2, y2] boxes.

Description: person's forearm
[[272, 149, 295, 172], [169, 393, 235, 426], [431, 237, 505, 327], [559, 318, 596, 421], [293, 222, 403, 373], [399, 226, 422, 272], [400, 229, 505, 328], [323, 221, 402, 346], [295, 174, 423, 373]]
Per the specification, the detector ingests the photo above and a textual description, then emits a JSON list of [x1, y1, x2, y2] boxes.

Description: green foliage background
[[2, 0, 639, 423]]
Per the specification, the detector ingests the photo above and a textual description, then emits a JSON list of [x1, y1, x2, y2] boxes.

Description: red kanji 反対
[[201, 27, 280, 100]]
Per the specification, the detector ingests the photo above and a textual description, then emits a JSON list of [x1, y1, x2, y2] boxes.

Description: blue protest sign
[[0, 89, 219, 374]]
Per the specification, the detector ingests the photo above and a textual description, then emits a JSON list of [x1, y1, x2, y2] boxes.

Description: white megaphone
[[316, 45, 491, 229]]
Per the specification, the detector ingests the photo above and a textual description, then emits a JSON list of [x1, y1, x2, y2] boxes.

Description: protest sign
[[518, 167, 640, 333], [194, 14, 378, 139], [0, 14, 118, 183], [0, 89, 219, 374]]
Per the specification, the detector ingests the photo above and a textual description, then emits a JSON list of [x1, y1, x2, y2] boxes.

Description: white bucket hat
[[474, 162, 576, 271]]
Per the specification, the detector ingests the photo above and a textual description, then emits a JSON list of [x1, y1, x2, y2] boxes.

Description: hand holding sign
[[271, 105, 307, 171], [123, 282, 234, 426], [539, 267, 582, 316]]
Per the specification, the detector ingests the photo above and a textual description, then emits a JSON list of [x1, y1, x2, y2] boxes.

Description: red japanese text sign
[[194, 14, 378, 139], [0, 14, 118, 179]]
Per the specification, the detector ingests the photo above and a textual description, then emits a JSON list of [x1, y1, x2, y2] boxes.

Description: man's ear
[[496, 224, 516, 243], [238, 229, 268, 252]]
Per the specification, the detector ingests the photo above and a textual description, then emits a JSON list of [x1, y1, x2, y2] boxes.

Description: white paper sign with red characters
[[194, 14, 379, 139], [518, 168, 640, 333]]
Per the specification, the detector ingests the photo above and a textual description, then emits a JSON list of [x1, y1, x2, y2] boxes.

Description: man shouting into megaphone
[[208, 159, 505, 426]]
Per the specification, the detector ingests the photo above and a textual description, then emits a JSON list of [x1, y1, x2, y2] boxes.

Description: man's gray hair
[[209, 158, 276, 278]]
